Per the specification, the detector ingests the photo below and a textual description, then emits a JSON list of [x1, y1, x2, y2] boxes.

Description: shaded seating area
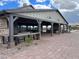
[[0, 5, 69, 48], [13, 17, 40, 45], [41, 21, 52, 35], [14, 17, 39, 34], [53, 23, 60, 33]]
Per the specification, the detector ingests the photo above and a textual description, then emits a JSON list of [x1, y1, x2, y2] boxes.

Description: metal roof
[[6, 5, 57, 13], [6, 5, 68, 24]]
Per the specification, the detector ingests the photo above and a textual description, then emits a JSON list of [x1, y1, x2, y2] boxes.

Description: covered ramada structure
[[0, 5, 69, 48]]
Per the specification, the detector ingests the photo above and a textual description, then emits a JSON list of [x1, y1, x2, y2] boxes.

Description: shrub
[[25, 35, 33, 46]]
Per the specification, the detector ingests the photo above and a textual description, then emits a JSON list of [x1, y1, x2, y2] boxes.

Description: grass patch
[[25, 35, 33, 46]]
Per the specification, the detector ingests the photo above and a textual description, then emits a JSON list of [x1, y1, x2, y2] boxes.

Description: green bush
[[25, 35, 33, 45], [0, 10, 6, 14], [71, 26, 79, 30]]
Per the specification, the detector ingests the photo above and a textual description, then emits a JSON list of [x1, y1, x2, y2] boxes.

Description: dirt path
[[0, 31, 79, 59]]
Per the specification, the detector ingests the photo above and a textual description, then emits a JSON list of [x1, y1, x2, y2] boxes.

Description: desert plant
[[25, 35, 33, 46]]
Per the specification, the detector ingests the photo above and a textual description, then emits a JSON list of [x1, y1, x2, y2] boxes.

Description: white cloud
[[72, 1, 79, 10], [36, 0, 46, 2], [18, 0, 31, 7], [49, 0, 55, 6], [33, 4, 52, 9], [18, 0, 23, 7], [21, 0, 31, 5], [59, 9, 74, 12], [77, 14, 79, 16], [53, 0, 77, 9], [51, 0, 79, 13], [0, 0, 31, 7], [50, 0, 60, 8], [1, 0, 17, 1], [0, 2, 6, 6], [59, 1, 79, 12]]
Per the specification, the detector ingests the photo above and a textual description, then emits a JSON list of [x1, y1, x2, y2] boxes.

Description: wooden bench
[[13, 32, 40, 45], [1, 32, 40, 45]]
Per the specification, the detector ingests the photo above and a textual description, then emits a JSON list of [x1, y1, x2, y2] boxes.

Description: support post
[[59, 23, 61, 34], [46, 25, 48, 33], [37, 20, 42, 39], [67, 24, 70, 33], [51, 23, 53, 36], [66, 24, 70, 33], [7, 15, 14, 48], [63, 24, 65, 33]]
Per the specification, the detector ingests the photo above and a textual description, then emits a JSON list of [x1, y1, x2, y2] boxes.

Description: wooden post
[[58, 23, 61, 34], [37, 20, 42, 39], [63, 24, 65, 33], [67, 25, 71, 33], [51, 23, 53, 36], [7, 15, 14, 48], [66, 24, 70, 33], [7, 15, 18, 48]]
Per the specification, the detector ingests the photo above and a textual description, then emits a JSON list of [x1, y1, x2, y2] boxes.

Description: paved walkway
[[1, 31, 79, 59]]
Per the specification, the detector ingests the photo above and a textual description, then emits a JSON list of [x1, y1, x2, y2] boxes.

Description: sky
[[54, 0, 79, 25], [0, 0, 79, 25]]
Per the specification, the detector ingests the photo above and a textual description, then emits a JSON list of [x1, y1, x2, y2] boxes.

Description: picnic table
[[1, 32, 40, 45], [13, 32, 39, 37], [14, 32, 40, 45]]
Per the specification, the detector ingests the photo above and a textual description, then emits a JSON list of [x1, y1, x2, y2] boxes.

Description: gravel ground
[[0, 31, 79, 59]]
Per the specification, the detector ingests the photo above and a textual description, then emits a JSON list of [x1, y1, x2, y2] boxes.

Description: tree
[[0, 10, 6, 14]]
